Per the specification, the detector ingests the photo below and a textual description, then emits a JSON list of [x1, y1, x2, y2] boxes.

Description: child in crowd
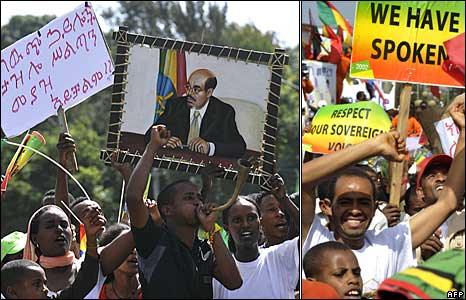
[[303, 241, 363, 299], [2, 203, 104, 299]]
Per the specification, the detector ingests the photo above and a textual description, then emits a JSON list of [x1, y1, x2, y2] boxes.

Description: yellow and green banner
[[350, 1, 465, 87], [302, 101, 391, 154]]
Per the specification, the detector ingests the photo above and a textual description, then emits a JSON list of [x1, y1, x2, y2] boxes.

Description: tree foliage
[[1, 2, 299, 236]]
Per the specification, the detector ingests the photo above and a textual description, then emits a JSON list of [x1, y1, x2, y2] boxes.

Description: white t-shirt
[[213, 237, 299, 299], [302, 219, 416, 295], [368, 204, 388, 231]]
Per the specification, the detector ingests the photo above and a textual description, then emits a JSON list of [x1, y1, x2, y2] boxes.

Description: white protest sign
[[434, 117, 460, 157], [304, 59, 337, 105], [406, 136, 422, 152], [1, 2, 114, 138]]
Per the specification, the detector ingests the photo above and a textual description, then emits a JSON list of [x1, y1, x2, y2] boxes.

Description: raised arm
[[410, 94, 465, 248], [126, 125, 170, 228], [302, 131, 406, 189], [58, 206, 103, 299], [301, 131, 406, 240], [110, 150, 134, 187], [197, 203, 242, 290], [301, 189, 315, 249], [98, 229, 135, 275], [54, 133, 75, 213]]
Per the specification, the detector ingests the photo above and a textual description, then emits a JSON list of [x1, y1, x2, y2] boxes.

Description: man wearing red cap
[[416, 154, 453, 207], [415, 153, 465, 261], [413, 94, 465, 261]]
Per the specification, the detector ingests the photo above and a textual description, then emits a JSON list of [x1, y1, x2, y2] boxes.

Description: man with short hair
[[302, 93, 465, 295], [303, 132, 463, 296], [145, 68, 246, 158], [127, 125, 242, 298], [415, 153, 465, 260]]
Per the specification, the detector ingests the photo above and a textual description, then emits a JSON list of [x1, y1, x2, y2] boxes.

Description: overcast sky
[[1, 1, 299, 48]]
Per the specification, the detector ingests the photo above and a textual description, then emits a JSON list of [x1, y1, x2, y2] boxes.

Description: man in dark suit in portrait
[[145, 68, 246, 158]]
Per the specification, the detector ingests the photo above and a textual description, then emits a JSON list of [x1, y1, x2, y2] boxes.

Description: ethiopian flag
[[79, 223, 86, 256], [317, 1, 353, 36], [154, 50, 187, 122]]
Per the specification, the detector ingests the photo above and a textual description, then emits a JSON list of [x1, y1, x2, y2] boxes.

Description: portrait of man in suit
[[145, 68, 246, 158]]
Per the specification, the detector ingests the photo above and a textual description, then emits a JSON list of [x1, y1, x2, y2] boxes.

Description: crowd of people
[[1, 124, 300, 298], [2, 91, 464, 299], [301, 89, 465, 299]]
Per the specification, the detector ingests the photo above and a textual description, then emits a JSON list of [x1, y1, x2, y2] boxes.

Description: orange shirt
[[302, 78, 314, 94], [392, 115, 423, 137]]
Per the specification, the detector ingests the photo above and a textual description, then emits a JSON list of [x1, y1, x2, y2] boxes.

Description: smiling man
[[145, 68, 246, 158], [414, 154, 465, 261], [302, 94, 465, 296], [303, 165, 416, 295], [215, 197, 299, 299]]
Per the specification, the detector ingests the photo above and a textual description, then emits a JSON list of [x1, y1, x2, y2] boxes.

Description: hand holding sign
[[302, 101, 391, 154], [376, 131, 407, 162], [57, 132, 77, 169], [57, 106, 78, 172]]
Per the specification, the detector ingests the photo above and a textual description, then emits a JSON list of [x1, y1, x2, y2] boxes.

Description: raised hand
[[189, 137, 209, 154], [57, 132, 76, 164], [149, 125, 170, 149], [382, 203, 401, 227], [448, 93, 465, 130], [268, 173, 287, 200], [110, 150, 133, 181], [376, 131, 406, 162], [196, 203, 218, 232], [81, 206, 107, 237]]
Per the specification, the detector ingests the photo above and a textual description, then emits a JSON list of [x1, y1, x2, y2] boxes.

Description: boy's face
[[314, 250, 362, 299], [8, 266, 48, 299], [259, 195, 288, 243]]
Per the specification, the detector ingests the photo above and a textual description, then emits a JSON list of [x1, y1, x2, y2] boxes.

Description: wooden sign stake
[[57, 106, 79, 172], [389, 84, 411, 207]]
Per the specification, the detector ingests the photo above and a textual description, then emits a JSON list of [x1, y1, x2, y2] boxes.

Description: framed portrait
[[100, 26, 288, 186]]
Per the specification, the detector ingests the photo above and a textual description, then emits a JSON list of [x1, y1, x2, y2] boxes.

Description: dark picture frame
[[100, 26, 288, 186]]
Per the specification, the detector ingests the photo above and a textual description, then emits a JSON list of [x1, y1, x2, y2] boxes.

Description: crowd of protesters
[[1, 124, 300, 299], [301, 87, 465, 299]]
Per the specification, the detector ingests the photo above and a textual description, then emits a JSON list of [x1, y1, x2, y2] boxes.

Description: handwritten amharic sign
[[1, 2, 114, 137]]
